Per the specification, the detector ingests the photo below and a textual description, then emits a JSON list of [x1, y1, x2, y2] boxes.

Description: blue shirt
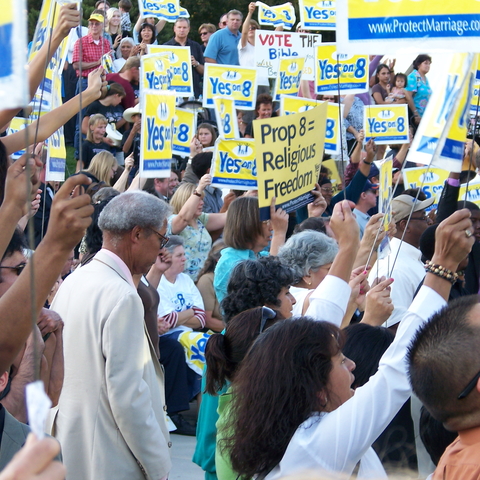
[[353, 208, 370, 239], [204, 27, 241, 65]]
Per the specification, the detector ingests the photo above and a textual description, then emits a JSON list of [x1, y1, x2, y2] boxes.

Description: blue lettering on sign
[[318, 58, 366, 80], [279, 71, 302, 90], [147, 117, 172, 151], [305, 7, 329, 20], [436, 74, 459, 125], [219, 152, 241, 173], [209, 78, 233, 95], [146, 70, 173, 89], [269, 48, 298, 60]]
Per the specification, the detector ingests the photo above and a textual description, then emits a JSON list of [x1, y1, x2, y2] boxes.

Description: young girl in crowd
[[386, 73, 408, 104], [79, 114, 111, 171], [105, 7, 122, 49], [196, 123, 217, 149]]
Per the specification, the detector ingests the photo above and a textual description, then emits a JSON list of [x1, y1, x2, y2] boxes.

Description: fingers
[[270, 196, 277, 215], [370, 277, 394, 292], [55, 175, 91, 202]]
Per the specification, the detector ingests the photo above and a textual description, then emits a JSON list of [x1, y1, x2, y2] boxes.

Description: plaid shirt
[[72, 34, 111, 77]]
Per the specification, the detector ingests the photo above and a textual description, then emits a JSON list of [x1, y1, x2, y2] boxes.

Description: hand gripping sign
[[315, 44, 369, 95], [337, 0, 480, 55], [299, 0, 336, 31], [211, 139, 257, 190], [140, 90, 176, 178], [203, 64, 258, 110], [256, 1, 296, 30], [148, 45, 193, 96], [364, 105, 409, 145], [253, 103, 328, 220]]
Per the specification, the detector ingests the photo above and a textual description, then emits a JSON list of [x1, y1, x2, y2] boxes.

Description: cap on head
[[89, 13, 105, 23], [392, 194, 434, 223]]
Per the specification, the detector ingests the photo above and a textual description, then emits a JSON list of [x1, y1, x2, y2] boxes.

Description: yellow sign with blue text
[[471, 84, 480, 115], [337, 0, 480, 54], [315, 44, 369, 95], [253, 103, 328, 220], [364, 105, 409, 145], [403, 167, 449, 210], [213, 96, 239, 140], [140, 90, 176, 178], [203, 64, 258, 110], [409, 53, 475, 173], [322, 159, 341, 194], [460, 180, 480, 207], [141, 54, 173, 98], [6, 117, 29, 160], [172, 108, 197, 156], [280, 95, 343, 155], [211, 139, 257, 190], [138, 0, 180, 22], [256, 1, 296, 30], [273, 57, 304, 102], [378, 158, 392, 228], [147, 45, 193, 96], [299, 0, 336, 31]]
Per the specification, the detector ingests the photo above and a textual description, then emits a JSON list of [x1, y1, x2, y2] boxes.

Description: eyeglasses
[[0, 262, 27, 276], [221, 21, 227, 26], [458, 369, 480, 399], [321, 187, 334, 194], [249, 26, 258, 31], [262, 219, 271, 226], [259, 306, 277, 333], [200, 31, 209, 36], [149, 228, 169, 249]]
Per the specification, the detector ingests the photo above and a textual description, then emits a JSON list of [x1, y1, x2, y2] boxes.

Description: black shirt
[[81, 140, 111, 169], [163, 37, 204, 99]]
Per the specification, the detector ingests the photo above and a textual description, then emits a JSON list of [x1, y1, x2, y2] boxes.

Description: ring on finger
[[465, 229, 473, 238]]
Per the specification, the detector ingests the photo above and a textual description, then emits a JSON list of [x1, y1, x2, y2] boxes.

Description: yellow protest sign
[[378, 158, 392, 228], [172, 108, 197, 156], [253, 104, 328, 219], [299, 0, 336, 31], [6, 117, 30, 160], [138, 0, 180, 22], [280, 96, 343, 155], [140, 90, 176, 178], [460, 180, 480, 207], [409, 53, 475, 173], [403, 166, 449, 209], [337, 0, 480, 54], [102, 53, 115, 74], [141, 54, 173, 98], [203, 64, 258, 110], [147, 45, 193, 96], [211, 139, 257, 190], [256, 1, 296, 30], [273, 57, 305, 102], [315, 44, 369, 95], [322, 159, 342, 194], [471, 84, 480, 115], [0, 0, 27, 109], [179, 6, 189, 17], [46, 73, 66, 181], [364, 105, 409, 145], [213, 96, 239, 140]]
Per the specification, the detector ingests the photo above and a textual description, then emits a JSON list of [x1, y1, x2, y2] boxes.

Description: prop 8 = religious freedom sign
[[336, 0, 480, 54], [253, 104, 327, 220]]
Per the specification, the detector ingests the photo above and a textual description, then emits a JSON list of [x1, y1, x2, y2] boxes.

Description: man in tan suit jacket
[[51, 191, 172, 480]]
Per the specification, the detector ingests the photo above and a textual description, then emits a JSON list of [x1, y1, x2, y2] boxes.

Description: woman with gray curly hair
[[278, 230, 338, 317]]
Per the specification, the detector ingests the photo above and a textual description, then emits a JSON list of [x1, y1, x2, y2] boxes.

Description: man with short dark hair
[[204, 10, 243, 65], [106, 56, 139, 109], [353, 181, 378, 238], [163, 18, 204, 99], [408, 294, 480, 479]]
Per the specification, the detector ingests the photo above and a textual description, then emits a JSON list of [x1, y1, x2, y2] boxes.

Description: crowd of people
[[0, 1, 480, 480]]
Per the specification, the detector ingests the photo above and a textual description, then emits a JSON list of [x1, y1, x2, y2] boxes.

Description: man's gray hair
[[175, 17, 190, 26], [277, 230, 338, 283], [164, 235, 184, 253], [98, 191, 171, 233]]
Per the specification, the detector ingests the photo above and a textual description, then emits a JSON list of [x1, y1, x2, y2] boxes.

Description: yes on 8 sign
[[213, 96, 239, 140], [256, 1, 296, 30], [141, 54, 172, 99], [364, 105, 409, 145], [140, 90, 176, 178], [299, 0, 336, 31], [148, 45, 193, 96], [203, 64, 258, 110], [138, 0, 180, 22], [315, 44, 369, 95], [172, 108, 196, 156]]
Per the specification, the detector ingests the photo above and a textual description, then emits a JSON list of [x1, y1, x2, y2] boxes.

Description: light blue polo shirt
[[204, 27, 241, 65]]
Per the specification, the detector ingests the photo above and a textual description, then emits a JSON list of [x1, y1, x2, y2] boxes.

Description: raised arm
[[241, 3, 256, 48]]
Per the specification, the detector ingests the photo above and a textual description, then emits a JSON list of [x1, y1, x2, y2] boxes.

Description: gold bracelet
[[424, 260, 458, 285]]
